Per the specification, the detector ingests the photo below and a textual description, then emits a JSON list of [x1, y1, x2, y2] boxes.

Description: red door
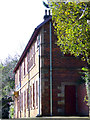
[[65, 85, 76, 115]]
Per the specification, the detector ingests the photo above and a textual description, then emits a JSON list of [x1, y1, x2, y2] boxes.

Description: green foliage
[[1, 55, 18, 97], [81, 67, 90, 97], [48, 1, 90, 64], [79, 67, 89, 84], [80, 67, 90, 105], [84, 95, 88, 105], [0, 55, 19, 118], [9, 104, 14, 118], [48, 1, 90, 104]]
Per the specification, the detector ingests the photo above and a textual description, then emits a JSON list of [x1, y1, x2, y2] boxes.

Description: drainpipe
[[37, 37, 41, 116], [38, 39, 41, 116], [50, 21, 52, 116]]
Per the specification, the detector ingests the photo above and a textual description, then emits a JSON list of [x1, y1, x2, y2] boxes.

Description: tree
[[48, 1, 90, 64], [1, 55, 19, 97], [0, 55, 19, 118], [47, 0, 90, 105]]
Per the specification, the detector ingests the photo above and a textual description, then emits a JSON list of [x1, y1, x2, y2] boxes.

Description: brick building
[[13, 10, 89, 118]]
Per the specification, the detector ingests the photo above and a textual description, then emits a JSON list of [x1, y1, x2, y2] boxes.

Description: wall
[[40, 20, 89, 116], [77, 84, 89, 116], [14, 19, 89, 118], [14, 38, 40, 118]]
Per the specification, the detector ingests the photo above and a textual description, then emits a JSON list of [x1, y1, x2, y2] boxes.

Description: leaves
[[48, 1, 90, 104], [48, 1, 90, 64], [1, 55, 18, 97], [82, 67, 88, 71]]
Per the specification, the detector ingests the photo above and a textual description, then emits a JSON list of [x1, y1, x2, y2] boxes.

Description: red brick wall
[[77, 84, 89, 116], [41, 21, 88, 116], [41, 21, 50, 116]]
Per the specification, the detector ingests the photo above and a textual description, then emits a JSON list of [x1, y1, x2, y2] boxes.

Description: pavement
[[0, 116, 90, 120]]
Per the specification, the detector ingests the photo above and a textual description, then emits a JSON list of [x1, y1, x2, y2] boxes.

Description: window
[[17, 96, 20, 112], [33, 83, 35, 108], [24, 90, 26, 117], [28, 43, 35, 70], [21, 93, 23, 111], [27, 51, 30, 72], [24, 58, 25, 76], [27, 88, 29, 109], [25, 56, 27, 74], [21, 63, 23, 80], [30, 45, 35, 68], [24, 90, 26, 107], [15, 70, 19, 88], [37, 35, 40, 48], [17, 70, 19, 85], [19, 65, 21, 84], [36, 81, 38, 107], [15, 72, 18, 88], [30, 86, 32, 109]]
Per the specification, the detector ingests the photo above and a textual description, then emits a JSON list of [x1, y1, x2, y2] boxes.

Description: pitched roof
[[13, 16, 52, 73]]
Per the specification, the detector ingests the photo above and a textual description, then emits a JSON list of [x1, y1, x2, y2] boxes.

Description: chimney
[[44, 10, 51, 20], [49, 10, 50, 16]]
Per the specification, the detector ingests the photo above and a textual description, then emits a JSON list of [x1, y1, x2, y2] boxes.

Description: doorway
[[65, 85, 76, 115]]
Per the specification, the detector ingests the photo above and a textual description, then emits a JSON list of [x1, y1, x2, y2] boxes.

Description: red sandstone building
[[14, 10, 89, 118]]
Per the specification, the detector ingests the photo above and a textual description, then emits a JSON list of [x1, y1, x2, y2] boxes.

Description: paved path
[[1, 116, 90, 120]]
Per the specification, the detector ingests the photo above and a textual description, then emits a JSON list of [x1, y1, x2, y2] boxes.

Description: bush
[[9, 104, 14, 118]]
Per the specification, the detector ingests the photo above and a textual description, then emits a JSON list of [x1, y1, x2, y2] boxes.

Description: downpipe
[[39, 40, 41, 116], [50, 21, 52, 116]]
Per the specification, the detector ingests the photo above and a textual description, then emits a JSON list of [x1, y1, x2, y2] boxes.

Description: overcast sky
[[0, 0, 48, 62]]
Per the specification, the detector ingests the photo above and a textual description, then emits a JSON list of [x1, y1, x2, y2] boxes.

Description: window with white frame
[[28, 43, 35, 70], [37, 34, 40, 48], [25, 56, 27, 74], [21, 92, 23, 111], [21, 62, 23, 80], [36, 81, 38, 108], [19, 65, 21, 83], [17, 69, 19, 85], [30, 81, 38, 109], [33, 83, 35, 108], [24, 58, 26, 76], [30, 86, 32, 109], [22, 61, 24, 79], [15, 72, 17, 88]]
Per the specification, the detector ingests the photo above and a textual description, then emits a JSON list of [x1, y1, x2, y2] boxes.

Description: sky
[[0, 0, 48, 62]]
